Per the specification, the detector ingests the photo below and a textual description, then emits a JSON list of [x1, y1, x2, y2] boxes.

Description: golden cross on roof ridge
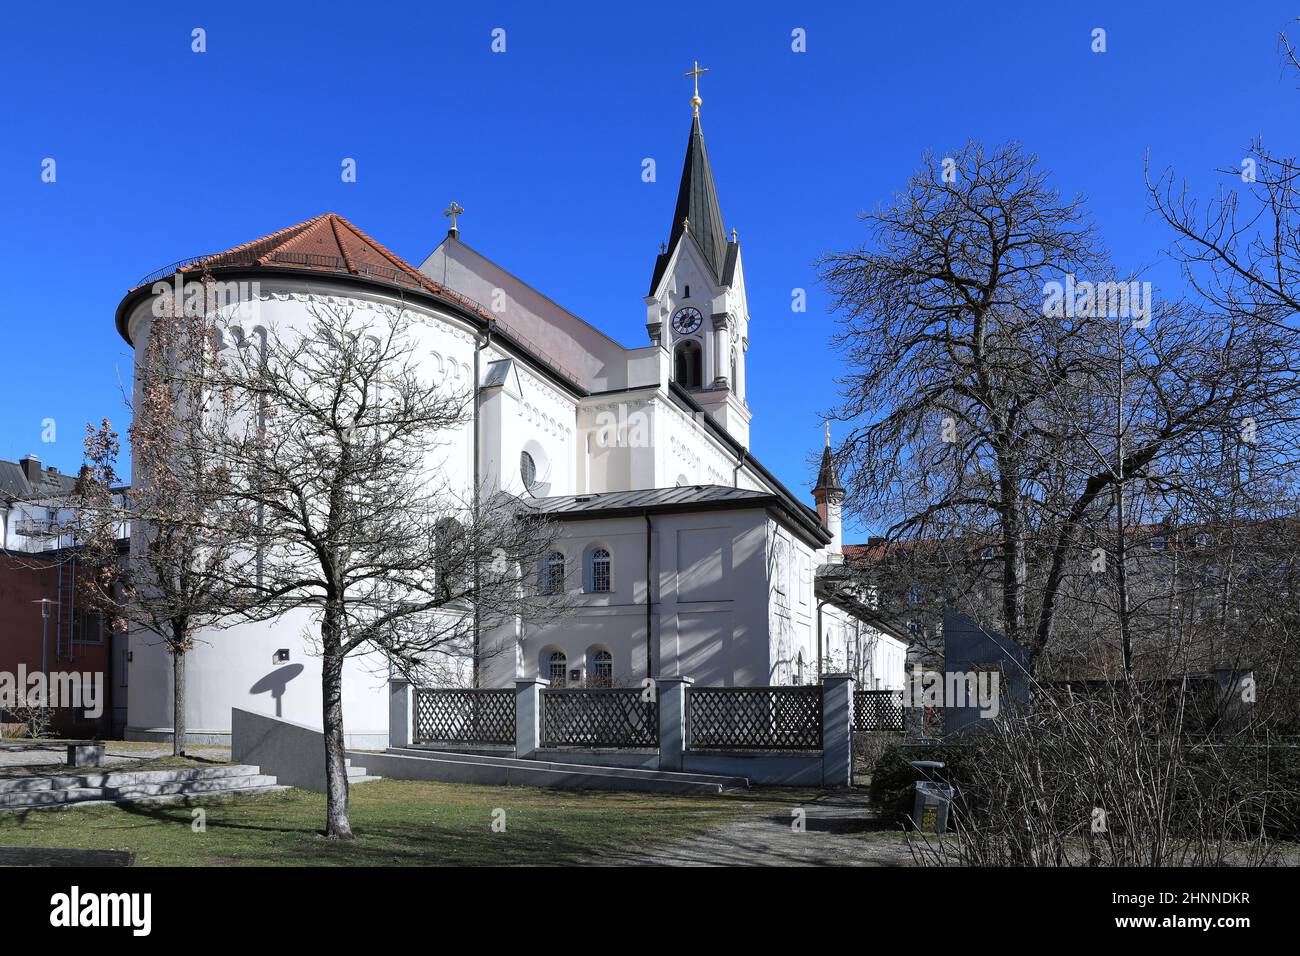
[[684, 60, 709, 115]]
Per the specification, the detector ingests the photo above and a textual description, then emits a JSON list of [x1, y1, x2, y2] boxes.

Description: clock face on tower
[[672, 306, 703, 335]]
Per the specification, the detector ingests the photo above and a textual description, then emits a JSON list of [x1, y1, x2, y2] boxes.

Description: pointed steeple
[[813, 423, 845, 562], [814, 422, 843, 493], [665, 113, 728, 282]]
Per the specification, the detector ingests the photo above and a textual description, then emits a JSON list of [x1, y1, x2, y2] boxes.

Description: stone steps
[[0, 765, 288, 811], [346, 762, 381, 784]]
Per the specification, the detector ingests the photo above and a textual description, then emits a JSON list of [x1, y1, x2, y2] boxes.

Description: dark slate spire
[[666, 114, 728, 282], [670, 113, 733, 280], [814, 446, 843, 492], [814, 424, 843, 494], [647, 66, 736, 295]]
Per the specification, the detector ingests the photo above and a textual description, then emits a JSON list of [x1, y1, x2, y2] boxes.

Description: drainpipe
[[816, 597, 831, 679], [471, 321, 495, 687], [644, 512, 654, 679]]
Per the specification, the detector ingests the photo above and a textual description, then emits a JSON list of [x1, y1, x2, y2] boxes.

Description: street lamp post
[[33, 598, 52, 677]]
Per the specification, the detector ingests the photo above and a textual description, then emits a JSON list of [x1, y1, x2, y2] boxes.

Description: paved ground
[[0, 846, 134, 866], [584, 788, 924, 866], [0, 742, 231, 777]]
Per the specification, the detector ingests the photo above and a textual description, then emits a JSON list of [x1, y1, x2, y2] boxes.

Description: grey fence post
[[821, 673, 854, 786], [515, 677, 549, 759], [389, 679, 412, 749], [655, 676, 692, 771]]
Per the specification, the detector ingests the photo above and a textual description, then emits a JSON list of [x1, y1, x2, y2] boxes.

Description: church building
[[112, 76, 907, 746]]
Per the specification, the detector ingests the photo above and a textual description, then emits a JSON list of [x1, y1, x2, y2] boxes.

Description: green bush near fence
[[868, 742, 975, 827]]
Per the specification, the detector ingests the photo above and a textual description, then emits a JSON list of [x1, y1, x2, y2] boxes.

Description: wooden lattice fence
[[414, 688, 515, 745], [540, 688, 658, 747], [853, 689, 906, 732], [688, 686, 823, 750]]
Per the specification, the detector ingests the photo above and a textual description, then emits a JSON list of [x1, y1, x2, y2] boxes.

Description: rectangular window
[[74, 612, 105, 646]]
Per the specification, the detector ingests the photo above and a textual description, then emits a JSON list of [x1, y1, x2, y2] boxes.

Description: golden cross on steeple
[[684, 60, 709, 115], [443, 200, 464, 236]]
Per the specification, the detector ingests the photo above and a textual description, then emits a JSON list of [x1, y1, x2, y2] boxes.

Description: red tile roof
[[118, 213, 594, 392], [128, 213, 497, 323]]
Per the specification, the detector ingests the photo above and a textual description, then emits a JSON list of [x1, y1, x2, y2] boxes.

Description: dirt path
[[585, 788, 922, 867]]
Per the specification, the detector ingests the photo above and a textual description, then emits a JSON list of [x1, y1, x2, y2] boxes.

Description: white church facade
[[111, 89, 907, 746]]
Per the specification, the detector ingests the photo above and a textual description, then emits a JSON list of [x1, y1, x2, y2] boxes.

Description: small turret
[[812, 423, 844, 563]]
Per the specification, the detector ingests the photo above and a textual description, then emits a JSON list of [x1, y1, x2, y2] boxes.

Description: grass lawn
[[0, 780, 745, 866]]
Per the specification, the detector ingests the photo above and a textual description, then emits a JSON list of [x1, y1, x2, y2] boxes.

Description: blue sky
[[2, 1, 1296, 536]]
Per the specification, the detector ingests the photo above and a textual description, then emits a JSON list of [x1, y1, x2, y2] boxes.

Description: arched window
[[589, 548, 611, 593], [730, 345, 737, 387], [547, 650, 568, 687], [673, 340, 703, 389], [589, 649, 613, 687], [541, 551, 564, 595], [520, 450, 537, 492]]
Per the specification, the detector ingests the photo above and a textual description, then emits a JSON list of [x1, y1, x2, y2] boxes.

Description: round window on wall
[[519, 441, 552, 496], [520, 450, 537, 492]]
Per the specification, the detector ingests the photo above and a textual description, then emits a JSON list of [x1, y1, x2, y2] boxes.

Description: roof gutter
[[113, 266, 590, 400], [531, 495, 829, 549]]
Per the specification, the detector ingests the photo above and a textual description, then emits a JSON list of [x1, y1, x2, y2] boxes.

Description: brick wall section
[[0, 550, 113, 735]]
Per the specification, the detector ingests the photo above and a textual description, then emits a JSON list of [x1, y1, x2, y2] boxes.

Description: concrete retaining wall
[[682, 751, 825, 786], [231, 708, 334, 792]]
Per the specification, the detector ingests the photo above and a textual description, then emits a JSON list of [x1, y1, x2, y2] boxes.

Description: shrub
[[868, 742, 973, 827]]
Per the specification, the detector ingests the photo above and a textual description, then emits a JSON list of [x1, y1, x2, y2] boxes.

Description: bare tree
[[821, 142, 1300, 672], [74, 298, 252, 757], [906, 686, 1291, 867], [1146, 26, 1300, 338], [201, 302, 562, 840]]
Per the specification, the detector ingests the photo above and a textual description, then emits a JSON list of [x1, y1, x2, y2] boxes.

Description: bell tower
[[644, 62, 752, 448]]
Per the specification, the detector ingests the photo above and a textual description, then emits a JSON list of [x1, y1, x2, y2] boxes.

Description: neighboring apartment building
[[0, 454, 128, 736], [846, 521, 1282, 729]]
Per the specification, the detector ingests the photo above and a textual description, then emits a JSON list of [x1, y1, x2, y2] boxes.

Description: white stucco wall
[[117, 226, 862, 740], [482, 508, 779, 690], [121, 277, 486, 746]]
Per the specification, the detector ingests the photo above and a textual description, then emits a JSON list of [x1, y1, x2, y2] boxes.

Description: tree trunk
[[321, 627, 352, 840], [1115, 482, 1134, 682], [998, 468, 1027, 647], [172, 647, 186, 757], [1114, 324, 1133, 683]]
